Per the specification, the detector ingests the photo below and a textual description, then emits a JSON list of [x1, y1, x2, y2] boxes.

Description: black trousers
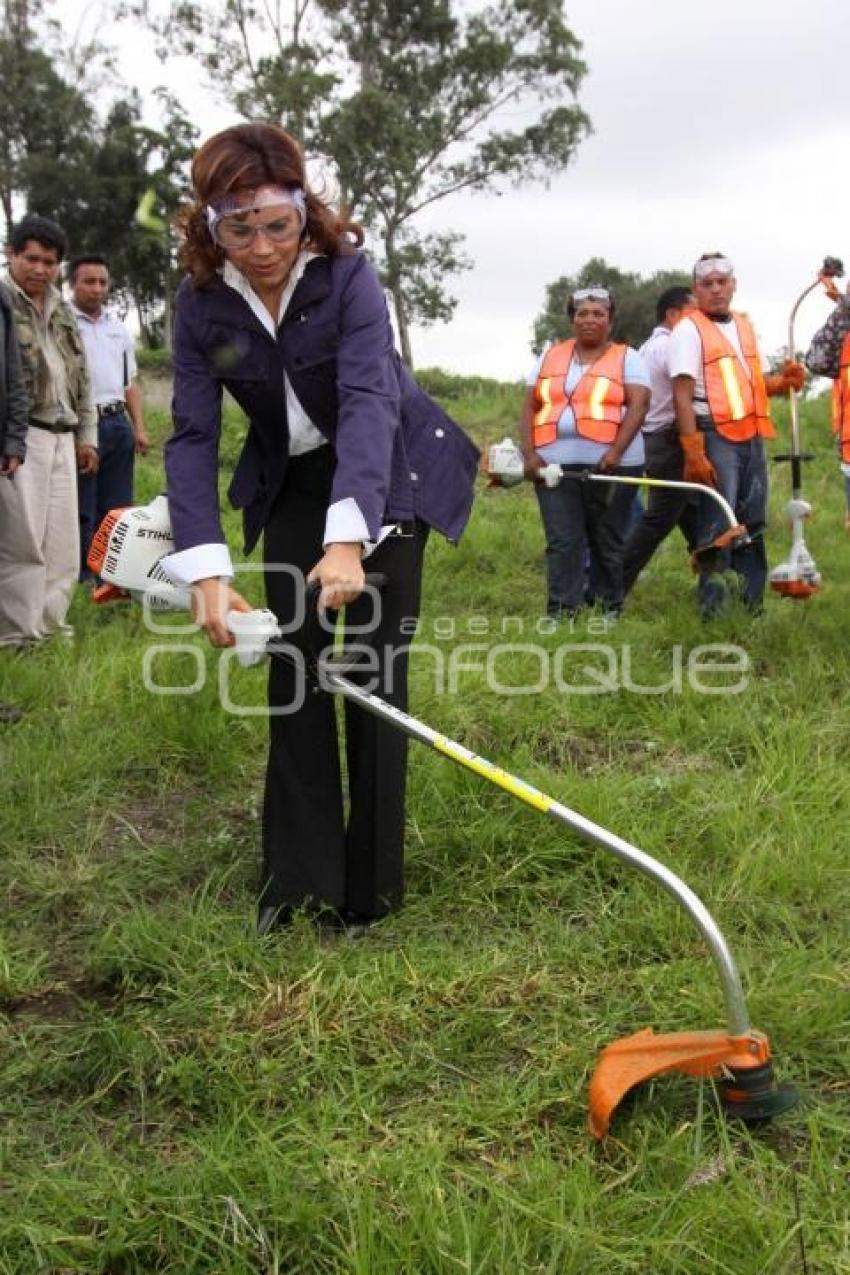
[[261, 447, 427, 919], [622, 427, 699, 596]]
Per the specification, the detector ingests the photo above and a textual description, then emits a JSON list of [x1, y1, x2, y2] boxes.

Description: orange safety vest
[[831, 332, 850, 463], [689, 310, 775, 442], [532, 339, 627, 448]]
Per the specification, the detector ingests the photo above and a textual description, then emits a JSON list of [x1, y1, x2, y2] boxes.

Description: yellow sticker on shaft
[[433, 735, 553, 813]]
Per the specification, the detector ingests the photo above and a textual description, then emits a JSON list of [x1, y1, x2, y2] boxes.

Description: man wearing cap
[[622, 284, 697, 594], [0, 214, 97, 647], [669, 253, 803, 616], [70, 254, 150, 579]]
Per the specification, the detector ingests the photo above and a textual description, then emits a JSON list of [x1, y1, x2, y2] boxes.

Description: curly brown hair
[[176, 122, 364, 289]]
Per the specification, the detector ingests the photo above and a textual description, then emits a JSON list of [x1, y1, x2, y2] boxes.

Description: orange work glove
[[818, 271, 842, 303], [680, 432, 717, 487], [764, 361, 806, 395]]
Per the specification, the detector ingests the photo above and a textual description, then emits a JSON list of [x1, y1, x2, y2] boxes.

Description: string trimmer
[[483, 438, 749, 563], [87, 498, 798, 1138], [769, 254, 845, 598]]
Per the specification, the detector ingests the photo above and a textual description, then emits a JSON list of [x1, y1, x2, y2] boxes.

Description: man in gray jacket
[[0, 278, 29, 718], [0, 214, 96, 646]]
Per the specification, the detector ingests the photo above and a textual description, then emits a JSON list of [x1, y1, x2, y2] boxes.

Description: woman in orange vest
[[805, 271, 850, 531], [519, 285, 650, 619]]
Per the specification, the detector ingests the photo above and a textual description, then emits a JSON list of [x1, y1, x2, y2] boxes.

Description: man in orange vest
[[669, 252, 803, 616], [804, 271, 850, 530]]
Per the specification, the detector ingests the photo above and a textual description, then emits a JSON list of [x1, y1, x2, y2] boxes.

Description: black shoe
[[319, 908, 378, 938], [0, 701, 23, 724], [257, 904, 294, 936]]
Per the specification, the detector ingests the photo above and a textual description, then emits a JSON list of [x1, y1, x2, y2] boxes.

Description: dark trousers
[[261, 447, 427, 918], [696, 428, 768, 615], [535, 464, 642, 615], [622, 427, 699, 595], [78, 409, 135, 579]]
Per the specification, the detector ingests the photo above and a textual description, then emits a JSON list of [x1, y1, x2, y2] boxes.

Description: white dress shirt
[[71, 306, 136, 405], [638, 325, 676, 432]]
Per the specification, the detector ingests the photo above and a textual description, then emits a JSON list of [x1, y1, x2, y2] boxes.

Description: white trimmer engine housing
[[768, 498, 822, 599], [88, 496, 281, 665], [88, 495, 191, 610]]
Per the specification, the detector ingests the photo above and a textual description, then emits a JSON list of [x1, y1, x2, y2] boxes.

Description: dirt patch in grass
[[531, 728, 714, 776], [1, 976, 122, 1022]]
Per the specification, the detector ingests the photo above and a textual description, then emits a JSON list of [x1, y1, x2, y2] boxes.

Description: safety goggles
[[206, 184, 306, 249], [210, 212, 303, 250], [693, 256, 734, 280], [571, 287, 612, 304]]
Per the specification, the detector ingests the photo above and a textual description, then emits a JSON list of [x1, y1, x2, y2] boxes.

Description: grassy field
[[1, 378, 848, 1273]]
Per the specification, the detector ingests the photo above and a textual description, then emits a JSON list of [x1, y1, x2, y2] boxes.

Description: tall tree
[[532, 257, 693, 352], [0, 0, 196, 345], [319, 0, 590, 365], [127, 0, 590, 366], [0, 1, 97, 231], [65, 91, 198, 346]]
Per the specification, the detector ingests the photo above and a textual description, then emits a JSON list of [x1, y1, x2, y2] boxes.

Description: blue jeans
[[695, 428, 768, 615], [78, 409, 135, 580], [535, 464, 642, 615]]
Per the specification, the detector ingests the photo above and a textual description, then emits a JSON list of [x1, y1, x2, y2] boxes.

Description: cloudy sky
[[72, 0, 848, 377]]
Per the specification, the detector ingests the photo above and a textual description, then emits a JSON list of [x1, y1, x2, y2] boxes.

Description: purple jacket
[[165, 252, 479, 555]]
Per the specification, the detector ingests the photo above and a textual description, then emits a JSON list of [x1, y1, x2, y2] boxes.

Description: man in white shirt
[[669, 252, 802, 616], [623, 285, 696, 595], [70, 255, 150, 580]]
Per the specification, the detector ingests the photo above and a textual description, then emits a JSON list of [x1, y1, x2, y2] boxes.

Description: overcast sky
[[70, 0, 848, 377]]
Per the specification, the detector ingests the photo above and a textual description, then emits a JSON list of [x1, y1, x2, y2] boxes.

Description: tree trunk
[[384, 224, 413, 368], [391, 282, 413, 369]]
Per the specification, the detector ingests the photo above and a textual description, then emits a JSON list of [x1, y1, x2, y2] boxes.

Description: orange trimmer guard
[[588, 1026, 773, 1139], [689, 524, 749, 570], [769, 578, 821, 599]]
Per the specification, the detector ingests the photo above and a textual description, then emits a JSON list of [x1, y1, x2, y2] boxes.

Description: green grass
[[1, 387, 848, 1272]]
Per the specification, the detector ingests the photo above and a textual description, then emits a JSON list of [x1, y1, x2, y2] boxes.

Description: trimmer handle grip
[[821, 256, 844, 279], [303, 572, 388, 679]]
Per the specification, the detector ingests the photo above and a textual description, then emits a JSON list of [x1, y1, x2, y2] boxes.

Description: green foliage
[[533, 256, 693, 352], [0, 391, 848, 1270], [0, 23, 96, 229], [132, 0, 591, 364], [134, 346, 173, 372], [0, 4, 196, 347]]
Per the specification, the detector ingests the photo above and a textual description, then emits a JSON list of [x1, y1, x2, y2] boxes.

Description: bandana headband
[[694, 256, 734, 280], [205, 185, 307, 231]]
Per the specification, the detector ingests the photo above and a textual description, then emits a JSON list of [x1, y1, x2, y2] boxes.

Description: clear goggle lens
[[212, 213, 302, 249]]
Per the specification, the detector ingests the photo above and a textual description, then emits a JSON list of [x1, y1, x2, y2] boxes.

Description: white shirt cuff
[[323, 497, 370, 548], [161, 542, 234, 585]]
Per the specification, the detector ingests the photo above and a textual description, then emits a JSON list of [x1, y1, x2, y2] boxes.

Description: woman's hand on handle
[[191, 577, 253, 647], [307, 542, 365, 611]]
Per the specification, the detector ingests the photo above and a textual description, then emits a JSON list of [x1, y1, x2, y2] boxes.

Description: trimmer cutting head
[[588, 1028, 799, 1138], [718, 1059, 800, 1123]]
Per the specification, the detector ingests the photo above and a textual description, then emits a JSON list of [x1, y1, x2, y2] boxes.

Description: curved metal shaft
[[318, 664, 752, 1037], [787, 278, 820, 490], [586, 472, 741, 534]]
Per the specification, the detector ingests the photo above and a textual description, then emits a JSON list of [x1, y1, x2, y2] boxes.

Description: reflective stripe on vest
[[532, 339, 626, 448], [831, 333, 850, 463], [689, 310, 775, 442]]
